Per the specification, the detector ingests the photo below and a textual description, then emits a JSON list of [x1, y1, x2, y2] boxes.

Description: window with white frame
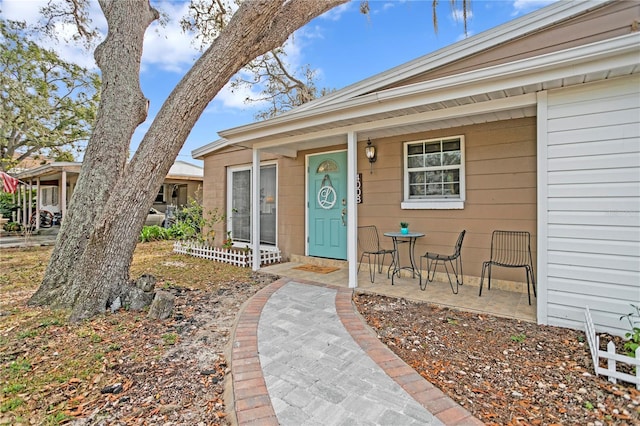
[[227, 164, 277, 246], [41, 187, 59, 207], [402, 136, 465, 209]]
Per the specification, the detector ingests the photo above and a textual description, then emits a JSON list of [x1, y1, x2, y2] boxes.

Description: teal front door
[[308, 151, 347, 260]]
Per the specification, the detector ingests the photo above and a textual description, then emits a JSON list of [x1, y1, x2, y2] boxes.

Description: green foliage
[[222, 231, 233, 249], [0, 19, 100, 171], [17, 330, 38, 339], [8, 358, 31, 375], [39, 317, 63, 328], [139, 197, 226, 244], [620, 304, 640, 357], [400, 222, 409, 228], [165, 221, 197, 240], [53, 150, 75, 162], [510, 333, 526, 343], [2, 221, 22, 232], [162, 333, 177, 345], [174, 197, 225, 242], [140, 225, 169, 242], [2, 383, 26, 394], [0, 397, 23, 413], [44, 412, 73, 425], [106, 343, 121, 352], [0, 192, 16, 218]]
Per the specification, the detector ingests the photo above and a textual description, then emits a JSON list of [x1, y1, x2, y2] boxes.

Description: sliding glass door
[[227, 164, 277, 246]]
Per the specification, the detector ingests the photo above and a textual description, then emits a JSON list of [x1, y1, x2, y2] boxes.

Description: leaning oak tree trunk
[[29, 0, 348, 321], [29, 0, 158, 309]]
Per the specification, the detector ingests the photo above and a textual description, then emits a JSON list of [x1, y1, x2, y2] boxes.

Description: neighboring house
[[11, 160, 203, 224], [193, 0, 639, 336]]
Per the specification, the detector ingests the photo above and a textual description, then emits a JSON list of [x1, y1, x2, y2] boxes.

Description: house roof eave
[[211, 1, 612, 140], [14, 162, 82, 180], [215, 32, 639, 150], [291, 0, 610, 114], [192, 138, 231, 160]]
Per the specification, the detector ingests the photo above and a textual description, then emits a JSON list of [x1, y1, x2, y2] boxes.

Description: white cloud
[[452, 8, 473, 23], [456, 30, 474, 42], [214, 79, 265, 110], [319, 3, 352, 21], [1, 0, 202, 74], [512, 0, 556, 16], [140, 1, 202, 73], [0, 0, 46, 24]]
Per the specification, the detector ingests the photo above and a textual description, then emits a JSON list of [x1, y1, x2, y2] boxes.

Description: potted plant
[[400, 222, 409, 234]]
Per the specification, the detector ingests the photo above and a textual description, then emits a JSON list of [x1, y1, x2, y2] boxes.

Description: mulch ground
[[354, 293, 640, 425]]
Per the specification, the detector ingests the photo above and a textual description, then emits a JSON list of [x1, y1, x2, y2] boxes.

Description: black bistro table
[[384, 231, 425, 285]]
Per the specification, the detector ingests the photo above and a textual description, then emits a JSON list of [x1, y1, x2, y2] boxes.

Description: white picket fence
[[584, 306, 640, 389], [173, 241, 281, 268]]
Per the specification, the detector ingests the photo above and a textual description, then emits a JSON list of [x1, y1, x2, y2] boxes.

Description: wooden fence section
[[173, 241, 281, 268], [585, 306, 640, 390]]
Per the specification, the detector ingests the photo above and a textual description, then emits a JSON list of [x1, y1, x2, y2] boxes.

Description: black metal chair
[[479, 230, 536, 305], [419, 230, 465, 294], [357, 225, 395, 283]]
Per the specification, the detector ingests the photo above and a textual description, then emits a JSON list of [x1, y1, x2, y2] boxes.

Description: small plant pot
[[401, 227, 408, 235]]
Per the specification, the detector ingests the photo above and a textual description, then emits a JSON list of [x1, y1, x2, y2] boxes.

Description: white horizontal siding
[[547, 108, 639, 133], [549, 237, 640, 258], [548, 250, 638, 276], [548, 123, 640, 146], [547, 263, 638, 287], [548, 198, 639, 212], [542, 75, 640, 337], [549, 210, 639, 227], [548, 153, 639, 171], [547, 300, 632, 336], [548, 167, 639, 185], [547, 277, 637, 300], [548, 223, 640, 242], [548, 182, 640, 198], [548, 138, 639, 158]]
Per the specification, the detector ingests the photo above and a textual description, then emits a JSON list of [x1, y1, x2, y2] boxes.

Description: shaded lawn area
[[0, 241, 255, 425]]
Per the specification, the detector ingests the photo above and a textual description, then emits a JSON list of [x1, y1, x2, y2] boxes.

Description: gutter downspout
[[347, 131, 358, 288]]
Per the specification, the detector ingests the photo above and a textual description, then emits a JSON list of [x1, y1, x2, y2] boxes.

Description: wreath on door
[[317, 174, 337, 210]]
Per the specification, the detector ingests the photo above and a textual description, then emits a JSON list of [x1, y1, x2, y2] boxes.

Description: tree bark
[[29, 0, 348, 320], [29, 0, 159, 309]]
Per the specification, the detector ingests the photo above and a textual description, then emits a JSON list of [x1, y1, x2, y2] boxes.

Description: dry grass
[[0, 241, 254, 425]]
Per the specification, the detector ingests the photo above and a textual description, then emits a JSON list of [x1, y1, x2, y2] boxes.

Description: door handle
[[341, 208, 347, 226]]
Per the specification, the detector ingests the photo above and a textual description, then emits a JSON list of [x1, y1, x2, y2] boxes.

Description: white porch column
[[36, 177, 41, 229], [347, 131, 358, 288], [27, 180, 33, 228], [251, 148, 261, 271], [15, 184, 21, 223], [61, 170, 67, 218], [21, 184, 26, 226]]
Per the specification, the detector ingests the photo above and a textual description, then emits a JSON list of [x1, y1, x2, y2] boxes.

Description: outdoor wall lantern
[[365, 138, 376, 174]]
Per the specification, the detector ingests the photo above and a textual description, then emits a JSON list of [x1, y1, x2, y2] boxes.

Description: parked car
[[145, 208, 165, 227]]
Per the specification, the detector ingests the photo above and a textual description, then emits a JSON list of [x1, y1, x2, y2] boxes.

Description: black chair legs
[[420, 256, 462, 294], [418, 230, 465, 294]]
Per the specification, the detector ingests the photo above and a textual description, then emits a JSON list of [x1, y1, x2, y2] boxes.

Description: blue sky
[[1, 0, 556, 165]]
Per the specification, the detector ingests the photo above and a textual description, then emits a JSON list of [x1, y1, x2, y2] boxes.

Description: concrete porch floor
[[259, 256, 537, 323]]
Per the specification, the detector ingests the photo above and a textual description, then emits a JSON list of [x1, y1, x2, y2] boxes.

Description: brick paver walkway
[[230, 278, 482, 425]]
